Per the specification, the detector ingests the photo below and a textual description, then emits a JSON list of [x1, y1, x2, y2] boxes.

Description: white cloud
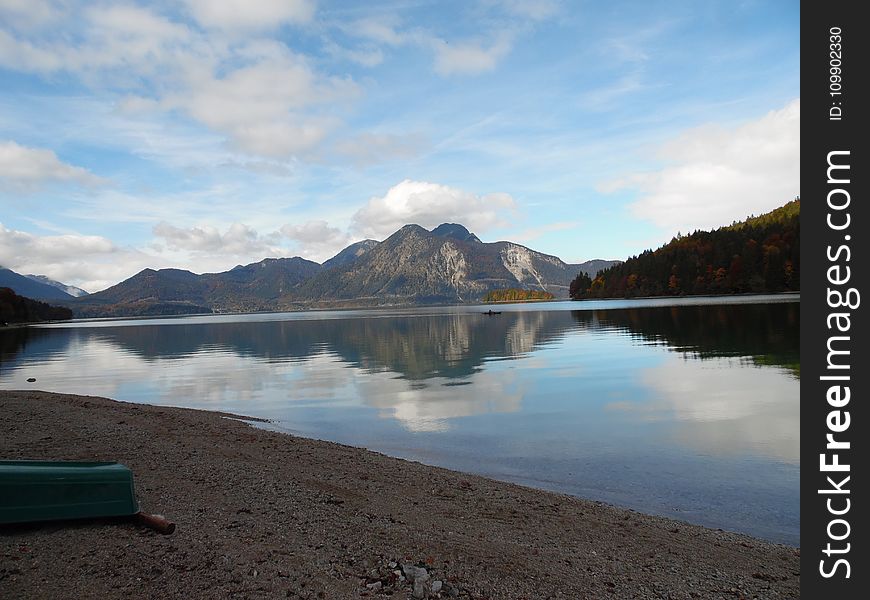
[[280, 220, 351, 261], [351, 179, 517, 240], [0, 0, 65, 31], [0, 140, 105, 190], [602, 98, 800, 233], [280, 220, 344, 244], [339, 15, 515, 77], [0, 4, 198, 76], [433, 35, 513, 76], [0, 4, 357, 160], [345, 16, 408, 46], [157, 47, 356, 157], [183, 0, 314, 31], [152, 221, 289, 257]]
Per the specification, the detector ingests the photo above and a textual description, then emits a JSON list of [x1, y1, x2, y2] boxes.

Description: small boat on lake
[[483, 310, 502, 315], [0, 460, 174, 533]]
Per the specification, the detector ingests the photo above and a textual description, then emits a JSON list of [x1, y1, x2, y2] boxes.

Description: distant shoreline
[[1, 390, 800, 598]]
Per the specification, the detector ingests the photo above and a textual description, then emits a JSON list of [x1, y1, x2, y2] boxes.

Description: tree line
[[0, 287, 74, 324], [484, 288, 555, 302], [570, 199, 800, 299]]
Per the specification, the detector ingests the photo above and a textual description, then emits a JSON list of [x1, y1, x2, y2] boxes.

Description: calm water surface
[[0, 295, 800, 544]]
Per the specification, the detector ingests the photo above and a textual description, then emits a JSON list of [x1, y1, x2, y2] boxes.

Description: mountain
[[67, 224, 619, 317], [321, 239, 380, 270], [25, 274, 89, 297], [72, 257, 323, 317], [571, 199, 800, 299], [214, 257, 323, 303], [0, 268, 77, 301], [296, 224, 617, 304], [569, 259, 619, 278]]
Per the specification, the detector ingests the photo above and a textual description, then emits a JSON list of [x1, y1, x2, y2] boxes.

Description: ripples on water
[[0, 295, 799, 544]]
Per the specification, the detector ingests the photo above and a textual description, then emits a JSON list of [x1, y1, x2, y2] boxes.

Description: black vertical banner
[[802, 2, 868, 598]]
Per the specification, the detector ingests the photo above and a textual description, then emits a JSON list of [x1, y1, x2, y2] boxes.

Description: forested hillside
[[570, 199, 799, 299], [0, 287, 74, 323]]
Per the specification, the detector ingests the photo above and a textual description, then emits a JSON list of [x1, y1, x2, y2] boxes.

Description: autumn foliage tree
[[484, 288, 555, 302], [570, 199, 800, 300]]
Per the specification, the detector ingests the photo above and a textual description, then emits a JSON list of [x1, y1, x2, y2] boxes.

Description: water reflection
[[2, 311, 574, 380], [0, 299, 800, 543], [576, 302, 800, 376]]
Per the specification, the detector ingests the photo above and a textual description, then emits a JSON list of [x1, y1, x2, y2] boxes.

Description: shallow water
[[0, 295, 800, 544]]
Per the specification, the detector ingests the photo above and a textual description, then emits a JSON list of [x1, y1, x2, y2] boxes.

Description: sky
[[0, 0, 800, 292]]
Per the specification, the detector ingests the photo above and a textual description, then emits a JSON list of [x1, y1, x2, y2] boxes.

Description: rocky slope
[[297, 224, 611, 304]]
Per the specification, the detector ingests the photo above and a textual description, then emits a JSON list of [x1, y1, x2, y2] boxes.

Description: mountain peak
[[430, 223, 481, 243], [322, 239, 380, 270]]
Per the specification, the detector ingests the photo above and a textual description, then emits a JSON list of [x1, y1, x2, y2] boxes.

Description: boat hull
[[0, 461, 139, 524]]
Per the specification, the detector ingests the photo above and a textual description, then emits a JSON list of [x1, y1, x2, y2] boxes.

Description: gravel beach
[[1, 390, 799, 599]]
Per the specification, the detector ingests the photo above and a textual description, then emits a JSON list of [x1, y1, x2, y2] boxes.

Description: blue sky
[[0, 0, 799, 291]]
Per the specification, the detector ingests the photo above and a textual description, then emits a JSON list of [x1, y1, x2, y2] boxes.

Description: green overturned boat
[[0, 460, 174, 534]]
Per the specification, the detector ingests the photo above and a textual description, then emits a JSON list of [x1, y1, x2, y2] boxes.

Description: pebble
[[431, 580, 443, 593], [402, 564, 429, 583]]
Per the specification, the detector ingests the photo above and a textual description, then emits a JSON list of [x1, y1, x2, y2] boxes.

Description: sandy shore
[[1, 391, 799, 599]]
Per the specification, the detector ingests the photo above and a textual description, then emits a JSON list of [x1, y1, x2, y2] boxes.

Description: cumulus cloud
[[157, 47, 356, 157], [152, 221, 290, 256], [183, 0, 314, 31], [0, 140, 105, 190], [601, 98, 800, 234], [351, 179, 517, 240]]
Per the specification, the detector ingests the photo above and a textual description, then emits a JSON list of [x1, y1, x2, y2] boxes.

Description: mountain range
[[14, 223, 614, 317]]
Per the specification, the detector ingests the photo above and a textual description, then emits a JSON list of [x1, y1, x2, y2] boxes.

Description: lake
[[0, 295, 800, 545]]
